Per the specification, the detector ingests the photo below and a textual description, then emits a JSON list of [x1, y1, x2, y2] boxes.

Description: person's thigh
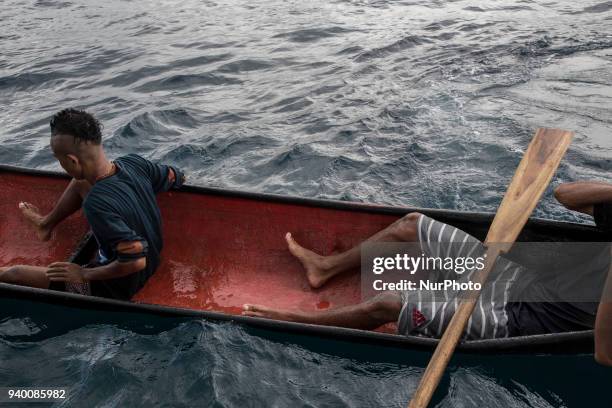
[[0, 265, 50, 289]]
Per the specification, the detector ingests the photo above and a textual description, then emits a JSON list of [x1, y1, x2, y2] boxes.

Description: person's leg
[[287, 212, 423, 288], [242, 292, 402, 330], [20, 179, 91, 241], [0, 265, 50, 289]]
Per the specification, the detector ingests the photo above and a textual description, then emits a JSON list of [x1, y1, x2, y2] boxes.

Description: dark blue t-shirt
[[82, 154, 184, 300]]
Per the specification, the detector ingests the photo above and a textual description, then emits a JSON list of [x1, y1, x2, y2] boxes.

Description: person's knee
[[595, 338, 612, 367], [595, 350, 612, 367], [365, 292, 402, 322], [0, 266, 23, 283], [390, 212, 422, 241]]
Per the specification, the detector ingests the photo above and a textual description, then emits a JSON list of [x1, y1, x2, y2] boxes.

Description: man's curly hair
[[50, 108, 102, 144]]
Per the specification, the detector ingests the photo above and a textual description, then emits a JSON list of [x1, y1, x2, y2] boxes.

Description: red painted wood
[[135, 191, 400, 319], [1, 171, 401, 331], [0, 173, 89, 267]]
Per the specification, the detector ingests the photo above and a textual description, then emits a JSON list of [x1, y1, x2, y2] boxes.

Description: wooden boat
[[0, 164, 605, 354]]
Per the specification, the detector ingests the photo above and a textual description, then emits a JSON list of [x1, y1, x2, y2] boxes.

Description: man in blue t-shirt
[[0, 108, 184, 300]]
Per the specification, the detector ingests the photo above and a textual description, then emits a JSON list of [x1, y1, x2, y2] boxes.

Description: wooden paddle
[[408, 128, 574, 408]]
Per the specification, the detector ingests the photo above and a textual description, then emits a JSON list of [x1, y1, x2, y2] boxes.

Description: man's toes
[[244, 304, 265, 313], [286, 233, 305, 256], [242, 311, 264, 317], [19, 202, 38, 215], [243, 304, 256, 312], [242, 304, 266, 317]]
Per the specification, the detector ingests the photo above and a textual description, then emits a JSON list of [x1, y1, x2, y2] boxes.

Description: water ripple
[[2, 1, 612, 405]]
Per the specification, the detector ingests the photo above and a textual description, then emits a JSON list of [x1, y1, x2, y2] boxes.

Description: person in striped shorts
[[243, 182, 612, 345]]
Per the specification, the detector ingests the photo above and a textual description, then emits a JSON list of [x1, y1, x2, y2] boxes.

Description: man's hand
[[46, 262, 86, 283]]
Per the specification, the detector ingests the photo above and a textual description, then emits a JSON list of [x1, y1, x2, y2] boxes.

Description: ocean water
[[1, 0, 612, 406]]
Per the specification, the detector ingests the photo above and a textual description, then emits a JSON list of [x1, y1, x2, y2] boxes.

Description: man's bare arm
[[20, 178, 91, 241], [46, 258, 146, 283], [47, 240, 147, 282], [82, 258, 147, 280], [554, 181, 612, 215]]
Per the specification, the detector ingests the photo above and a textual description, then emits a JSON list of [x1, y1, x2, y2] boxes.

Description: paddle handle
[[407, 128, 573, 408], [407, 248, 501, 408]]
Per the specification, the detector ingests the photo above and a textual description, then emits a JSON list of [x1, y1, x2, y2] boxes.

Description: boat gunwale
[[0, 281, 594, 354], [0, 164, 597, 354], [0, 164, 599, 234]]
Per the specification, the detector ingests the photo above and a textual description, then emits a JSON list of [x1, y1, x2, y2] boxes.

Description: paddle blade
[[485, 128, 573, 249]]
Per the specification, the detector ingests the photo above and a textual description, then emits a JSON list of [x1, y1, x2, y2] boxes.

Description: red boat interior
[[1, 171, 402, 330], [0, 173, 90, 268]]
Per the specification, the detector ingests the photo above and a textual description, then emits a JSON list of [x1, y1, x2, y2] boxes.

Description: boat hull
[[0, 165, 603, 354]]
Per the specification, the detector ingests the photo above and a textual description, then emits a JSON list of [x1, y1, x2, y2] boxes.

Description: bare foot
[[242, 304, 311, 323], [285, 232, 333, 288], [19, 202, 52, 241]]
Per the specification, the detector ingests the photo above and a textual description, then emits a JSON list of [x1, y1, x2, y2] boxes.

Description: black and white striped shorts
[[397, 214, 525, 340]]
